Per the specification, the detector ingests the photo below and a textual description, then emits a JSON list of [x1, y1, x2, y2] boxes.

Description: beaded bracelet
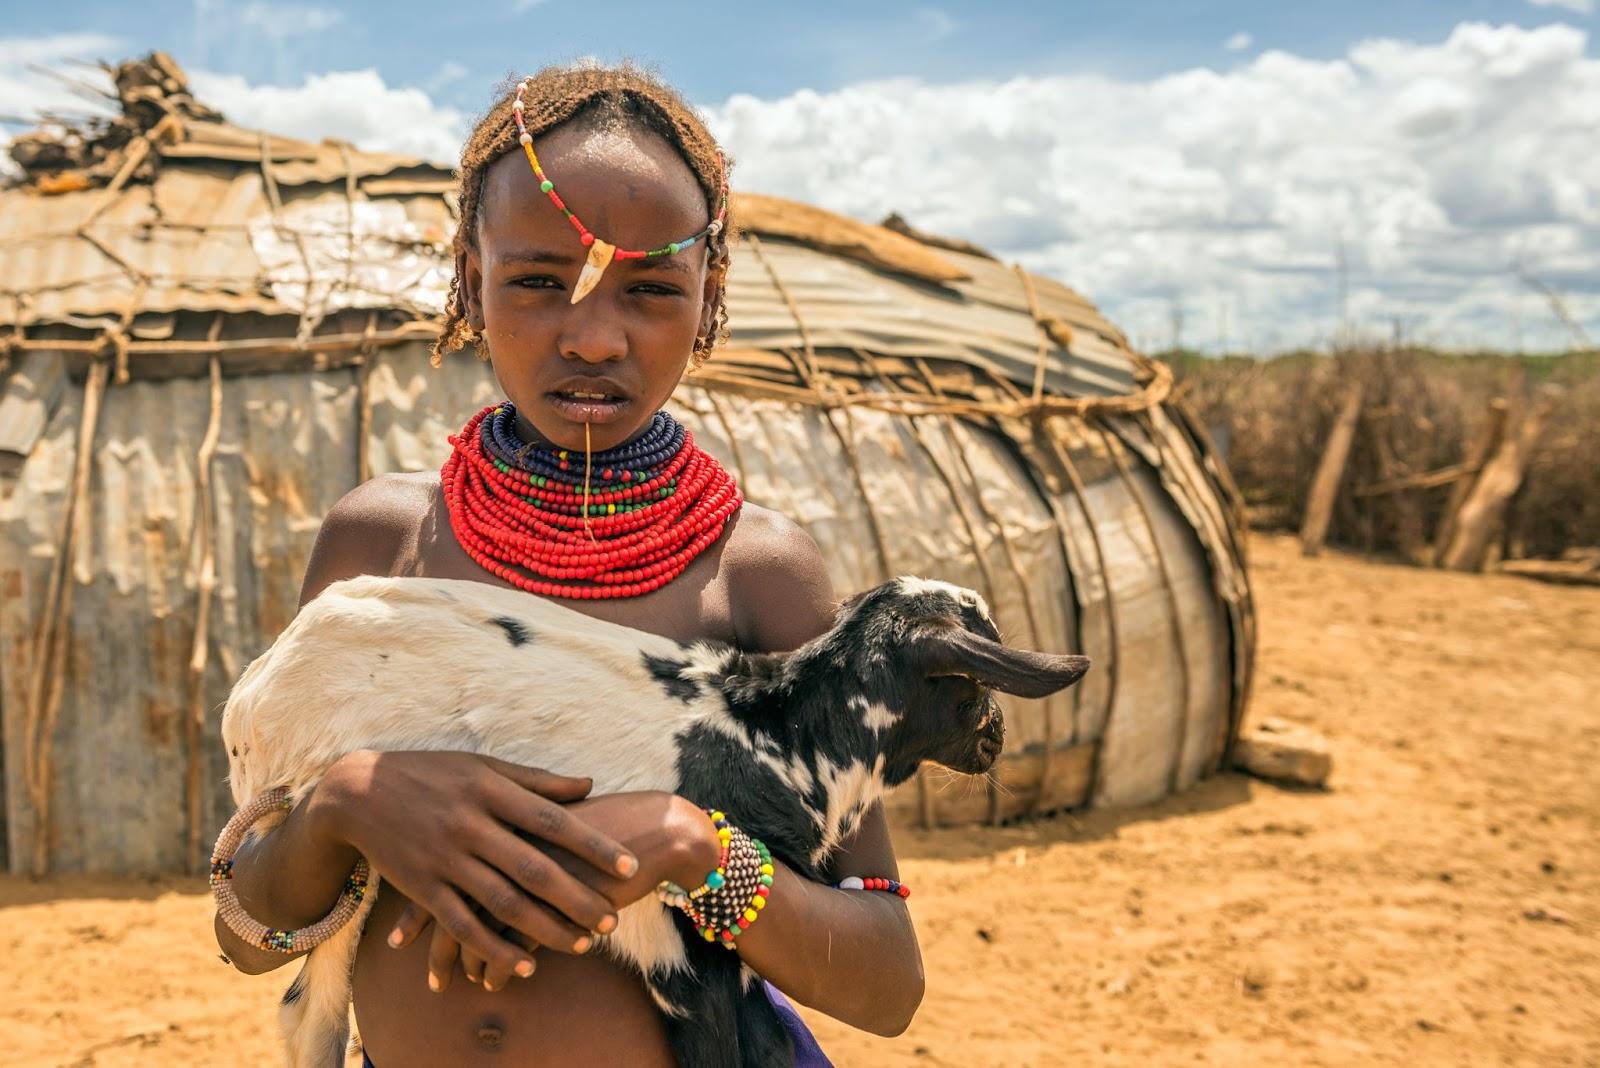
[[655, 809, 774, 949], [835, 875, 911, 899], [210, 786, 371, 953]]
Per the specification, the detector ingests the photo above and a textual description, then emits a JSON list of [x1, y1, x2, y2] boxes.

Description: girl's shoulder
[[297, 472, 437, 608], [718, 503, 838, 652]]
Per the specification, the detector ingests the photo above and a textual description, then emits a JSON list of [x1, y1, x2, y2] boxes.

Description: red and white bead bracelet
[[835, 875, 910, 898]]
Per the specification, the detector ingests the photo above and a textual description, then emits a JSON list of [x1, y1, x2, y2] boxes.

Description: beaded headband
[[512, 77, 730, 304]]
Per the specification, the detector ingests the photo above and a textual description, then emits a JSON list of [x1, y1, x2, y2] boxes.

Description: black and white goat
[[222, 574, 1089, 1068]]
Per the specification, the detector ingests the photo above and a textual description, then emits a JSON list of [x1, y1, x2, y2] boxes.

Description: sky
[[2, 0, 1597, 353]]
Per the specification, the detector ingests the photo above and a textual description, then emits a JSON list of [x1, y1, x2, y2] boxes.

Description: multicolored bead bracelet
[[835, 875, 911, 899], [511, 77, 729, 303], [210, 786, 370, 953], [656, 809, 774, 949]]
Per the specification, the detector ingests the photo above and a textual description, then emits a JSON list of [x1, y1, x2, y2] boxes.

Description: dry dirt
[[3, 534, 1597, 1067]]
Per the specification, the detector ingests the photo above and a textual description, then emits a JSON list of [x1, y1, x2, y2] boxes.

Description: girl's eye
[[513, 275, 563, 290], [631, 283, 682, 297]]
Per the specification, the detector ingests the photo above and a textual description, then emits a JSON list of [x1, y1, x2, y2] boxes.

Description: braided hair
[[432, 63, 733, 369]]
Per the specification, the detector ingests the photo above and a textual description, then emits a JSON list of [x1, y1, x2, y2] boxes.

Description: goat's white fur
[[222, 574, 897, 1068]]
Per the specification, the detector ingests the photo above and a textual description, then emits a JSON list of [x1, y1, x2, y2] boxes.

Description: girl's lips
[[546, 391, 631, 424]]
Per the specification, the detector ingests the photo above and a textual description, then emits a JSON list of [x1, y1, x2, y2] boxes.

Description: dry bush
[[1171, 348, 1599, 560]]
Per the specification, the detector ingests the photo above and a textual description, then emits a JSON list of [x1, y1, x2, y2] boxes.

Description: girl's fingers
[[423, 886, 535, 991], [457, 857, 595, 958], [482, 758, 595, 805], [426, 921, 462, 994], [479, 827, 618, 935], [387, 901, 433, 949], [484, 777, 637, 879], [460, 943, 488, 986], [479, 946, 523, 993]]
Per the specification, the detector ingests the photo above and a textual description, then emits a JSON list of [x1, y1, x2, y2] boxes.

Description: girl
[[213, 64, 924, 1066]]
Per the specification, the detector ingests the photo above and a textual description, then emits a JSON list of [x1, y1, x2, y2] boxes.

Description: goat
[[222, 573, 1090, 1068]]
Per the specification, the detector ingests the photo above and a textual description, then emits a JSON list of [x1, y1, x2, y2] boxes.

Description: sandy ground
[[3, 533, 1597, 1067]]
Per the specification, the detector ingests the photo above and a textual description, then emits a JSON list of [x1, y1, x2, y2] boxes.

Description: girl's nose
[[557, 298, 627, 364]]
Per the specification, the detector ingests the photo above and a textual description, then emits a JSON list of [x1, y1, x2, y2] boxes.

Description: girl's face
[[463, 121, 718, 452]]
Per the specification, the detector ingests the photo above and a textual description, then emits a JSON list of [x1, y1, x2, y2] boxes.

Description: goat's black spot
[[491, 616, 533, 647], [281, 975, 305, 1006], [643, 653, 700, 702]]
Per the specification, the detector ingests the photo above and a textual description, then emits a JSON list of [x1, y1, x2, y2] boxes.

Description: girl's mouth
[[546, 389, 630, 424]]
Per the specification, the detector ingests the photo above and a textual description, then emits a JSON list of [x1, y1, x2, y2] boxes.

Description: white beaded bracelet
[[210, 786, 370, 953]]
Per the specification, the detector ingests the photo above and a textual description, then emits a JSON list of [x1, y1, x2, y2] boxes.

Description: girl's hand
[[313, 750, 639, 992], [387, 791, 720, 991]]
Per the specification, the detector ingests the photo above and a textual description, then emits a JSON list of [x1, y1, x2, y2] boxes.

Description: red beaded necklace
[[442, 405, 742, 599]]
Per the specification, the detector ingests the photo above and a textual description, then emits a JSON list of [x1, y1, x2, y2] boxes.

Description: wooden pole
[[1432, 398, 1509, 564], [1300, 381, 1364, 557], [1439, 388, 1561, 572]]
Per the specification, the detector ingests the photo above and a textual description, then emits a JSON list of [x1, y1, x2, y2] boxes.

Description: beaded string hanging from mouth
[[512, 77, 730, 304]]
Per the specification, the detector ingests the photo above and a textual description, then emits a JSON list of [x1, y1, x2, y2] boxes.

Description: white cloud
[[0, 34, 120, 175], [189, 68, 468, 163], [1527, 0, 1594, 15], [706, 22, 1600, 351], [1225, 32, 1254, 52]]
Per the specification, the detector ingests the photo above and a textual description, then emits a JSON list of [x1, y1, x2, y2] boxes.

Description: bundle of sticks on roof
[[1173, 346, 1600, 572], [7, 53, 221, 192]]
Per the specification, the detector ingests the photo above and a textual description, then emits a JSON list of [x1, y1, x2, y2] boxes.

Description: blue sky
[[1, 0, 1583, 114], [3, 1, 1597, 352]]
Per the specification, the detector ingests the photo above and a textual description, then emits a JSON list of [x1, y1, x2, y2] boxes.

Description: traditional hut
[[0, 55, 1254, 875]]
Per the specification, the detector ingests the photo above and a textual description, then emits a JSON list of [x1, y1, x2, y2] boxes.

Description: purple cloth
[[765, 980, 835, 1067], [361, 985, 831, 1067]]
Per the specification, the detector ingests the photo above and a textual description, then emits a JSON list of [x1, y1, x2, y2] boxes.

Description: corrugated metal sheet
[[1, 342, 1246, 871]]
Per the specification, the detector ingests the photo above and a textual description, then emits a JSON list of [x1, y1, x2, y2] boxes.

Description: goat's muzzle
[[962, 701, 1006, 774]]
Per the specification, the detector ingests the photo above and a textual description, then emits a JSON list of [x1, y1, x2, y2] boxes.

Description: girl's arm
[[729, 805, 924, 1036], [720, 508, 926, 1036], [216, 482, 640, 985]]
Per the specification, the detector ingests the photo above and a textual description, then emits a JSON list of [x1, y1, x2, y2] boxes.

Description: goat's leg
[[654, 951, 749, 1068], [281, 876, 380, 1068]]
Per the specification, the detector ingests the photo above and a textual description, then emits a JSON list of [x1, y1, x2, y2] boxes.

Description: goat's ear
[[916, 628, 1090, 698]]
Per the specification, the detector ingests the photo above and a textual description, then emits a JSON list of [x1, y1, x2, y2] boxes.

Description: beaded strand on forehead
[[431, 63, 736, 367], [511, 76, 729, 304]]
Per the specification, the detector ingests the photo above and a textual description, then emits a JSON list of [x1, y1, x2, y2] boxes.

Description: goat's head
[[816, 577, 1090, 784]]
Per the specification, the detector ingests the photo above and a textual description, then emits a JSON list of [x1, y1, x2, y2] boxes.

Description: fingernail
[[596, 914, 617, 934], [484, 979, 497, 992], [387, 928, 404, 948], [574, 936, 592, 954], [514, 960, 535, 978], [466, 972, 479, 983], [428, 973, 441, 993], [616, 854, 638, 877]]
